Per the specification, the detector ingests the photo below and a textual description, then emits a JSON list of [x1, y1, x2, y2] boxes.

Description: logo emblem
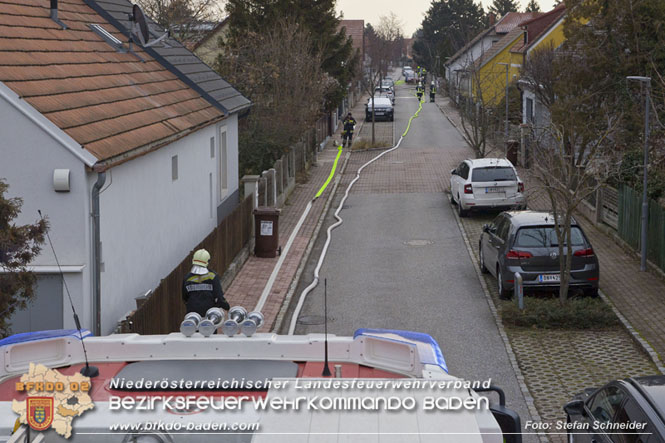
[[27, 397, 53, 431], [550, 251, 558, 259]]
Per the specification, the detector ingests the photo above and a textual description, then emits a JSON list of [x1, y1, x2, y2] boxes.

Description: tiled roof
[[445, 25, 495, 67], [0, 0, 224, 166], [192, 17, 228, 52], [474, 27, 524, 69], [511, 4, 566, 54], [495, 12, 542, 34], [89, 0, 251, 115]]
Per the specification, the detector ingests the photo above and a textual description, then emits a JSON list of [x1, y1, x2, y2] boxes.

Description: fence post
[[514, 272, 524, 310], [269, 168, 277, 207], [595, 187, 603, 225], [241, 175, 260, 211]]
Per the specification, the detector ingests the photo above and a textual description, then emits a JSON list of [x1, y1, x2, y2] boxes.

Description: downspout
[[91, 172, 106, 336]]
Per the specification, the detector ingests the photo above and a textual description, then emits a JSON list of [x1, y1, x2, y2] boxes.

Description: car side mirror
[[483, 224, 490, 233], [450, 169, 457, 176], [563, 399, 586, 417]]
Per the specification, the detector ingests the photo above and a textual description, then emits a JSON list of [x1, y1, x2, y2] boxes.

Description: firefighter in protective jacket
[[182, 249, 230, 317], [342, 113, 357, 148], [430, 81, 437, 102], [416, 83, 424, 102]]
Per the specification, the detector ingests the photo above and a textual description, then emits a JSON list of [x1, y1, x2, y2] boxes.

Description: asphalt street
[[280, 74, 538, 442]]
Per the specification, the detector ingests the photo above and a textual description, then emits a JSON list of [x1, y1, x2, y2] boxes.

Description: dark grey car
[[479, 211, 599, 299], [564, 376, 665, 442]]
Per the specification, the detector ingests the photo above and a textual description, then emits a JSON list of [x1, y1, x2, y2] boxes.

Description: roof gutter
[[91, 172, 106, 336]]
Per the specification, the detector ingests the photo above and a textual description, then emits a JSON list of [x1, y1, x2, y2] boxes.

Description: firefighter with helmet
[[182, 249, 230, 317], [430, 81, 437, 102], [416, 82, 424, 102], [342, 112, 357, 148]]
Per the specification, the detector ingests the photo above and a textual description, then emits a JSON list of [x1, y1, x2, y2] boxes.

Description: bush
[[501, 296, 620, 330]]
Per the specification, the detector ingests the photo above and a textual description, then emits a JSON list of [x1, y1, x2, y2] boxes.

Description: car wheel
[[457, 196, 468, 217], [583, 288, 599, 298], [498, 268, 511, 300], [479, 245, 489, 274]]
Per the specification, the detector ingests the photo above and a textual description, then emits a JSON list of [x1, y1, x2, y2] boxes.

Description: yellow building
[[473, 5, 567, 106], [192, 18, 230, 67]]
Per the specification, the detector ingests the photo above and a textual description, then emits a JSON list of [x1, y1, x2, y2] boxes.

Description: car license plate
[[538, 274, 560, 283], [375, 112, 384, 115], [485, 187, 503, 193]]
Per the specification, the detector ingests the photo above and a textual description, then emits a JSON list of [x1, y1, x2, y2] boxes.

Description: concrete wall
[[0, 88, 92, 332], [98, 116, 238, 334]]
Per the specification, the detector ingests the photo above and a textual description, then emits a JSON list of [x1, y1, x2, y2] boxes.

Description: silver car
[[479, 211, 600, 299]]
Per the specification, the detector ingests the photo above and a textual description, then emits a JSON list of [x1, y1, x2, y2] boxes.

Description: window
[[458, 162, 469, 179], [171, 155, 178, 181], [526, 98, 534, 123], [611, 399, 659, 443], [210, 137, 215, 158], [471, 167, 516, 182], [514, 227, 586, 247], [588, 386, 626, 425], [218, 128, 228, 199], [496, 217, 511, 242]]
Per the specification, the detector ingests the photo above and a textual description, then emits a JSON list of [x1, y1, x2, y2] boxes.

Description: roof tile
[[0, 0, 225, 165]]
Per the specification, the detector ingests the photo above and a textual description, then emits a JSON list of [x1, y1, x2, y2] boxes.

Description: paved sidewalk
[[224, 95, 370, 332], [437, 96, 665, 367]]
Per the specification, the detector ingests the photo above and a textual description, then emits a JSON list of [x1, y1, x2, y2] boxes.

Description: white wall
[[0, 90, 91, 332], [98, 116, 238, 333], [445, 35, 497, 84]]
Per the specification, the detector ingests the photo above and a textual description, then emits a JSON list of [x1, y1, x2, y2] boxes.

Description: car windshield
[[471, 167, 516, 182], [514, 226, 586, 247]]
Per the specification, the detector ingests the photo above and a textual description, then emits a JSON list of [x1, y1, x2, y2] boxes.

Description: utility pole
[[497, 62, 510, 156], [627, 76, 651, 272]]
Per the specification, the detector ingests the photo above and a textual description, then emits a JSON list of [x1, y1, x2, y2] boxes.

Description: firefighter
[[182, 249, 230, 318], [430, 81, 437, 102], [341, 112, 357, 148], [416, 82, 424, 102]]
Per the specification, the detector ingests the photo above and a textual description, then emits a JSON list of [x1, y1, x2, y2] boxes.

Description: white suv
[[450, 158, 526, 217]]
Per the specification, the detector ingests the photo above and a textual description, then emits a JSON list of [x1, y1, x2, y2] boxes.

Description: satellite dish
[[131, 4, 150, 46]]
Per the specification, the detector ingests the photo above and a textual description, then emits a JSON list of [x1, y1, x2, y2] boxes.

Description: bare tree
[[136, 0, 222, 41], [215, 18, 330, 173], [524, 47, 625, 303]]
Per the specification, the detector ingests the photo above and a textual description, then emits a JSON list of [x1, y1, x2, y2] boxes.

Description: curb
[[450, 197, 546, 443], [272, 151, 351, 333]]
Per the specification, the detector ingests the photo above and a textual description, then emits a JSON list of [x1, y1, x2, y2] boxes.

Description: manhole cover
[[403, 239, 435, 247], [297, 315, 326, 325]]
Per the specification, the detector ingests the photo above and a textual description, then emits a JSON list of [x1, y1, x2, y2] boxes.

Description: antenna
[[37, 210, 98, 378], [130, 4, 169, 49], [321, 279, 331, 377]]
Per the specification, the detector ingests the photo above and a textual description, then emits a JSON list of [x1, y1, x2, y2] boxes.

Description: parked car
[[365, 96, 394, 121], [402, 66, 412, 75], [404, 70, 416, 83], [564, 375, 665, 442], [450, 158, 525, 216], [479, 211, 600, 299], [375, 85, 394, 104]]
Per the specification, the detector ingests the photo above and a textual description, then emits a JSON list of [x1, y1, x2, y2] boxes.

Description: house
[[0, 0, 249, 336], [512, 5, 567, 127], [192, 18, 230, 67], [472, 7, 566, 107], [339, 20, 365, 64], [444, 12, 541, 100]]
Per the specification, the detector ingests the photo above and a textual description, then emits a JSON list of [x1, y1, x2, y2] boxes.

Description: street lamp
[[496, 62, 510, 156], [626, 75, 651, 272]]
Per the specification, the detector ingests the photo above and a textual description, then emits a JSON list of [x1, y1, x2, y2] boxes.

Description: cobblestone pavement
[[438, 96, 662, 442], [224, 94, 371, 331]]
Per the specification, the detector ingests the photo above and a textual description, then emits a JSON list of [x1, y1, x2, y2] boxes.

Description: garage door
[[8, 274, 63, 334]]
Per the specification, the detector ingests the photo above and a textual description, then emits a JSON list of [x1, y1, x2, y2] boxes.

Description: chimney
[[489, 14, 496, 26], [50, 0, 68, 29]]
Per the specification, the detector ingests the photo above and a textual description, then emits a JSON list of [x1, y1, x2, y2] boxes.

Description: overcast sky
[[336, 0, 557, 36]]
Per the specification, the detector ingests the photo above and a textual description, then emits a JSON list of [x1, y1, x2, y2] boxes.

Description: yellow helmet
[[192, 249, 210, 267]]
